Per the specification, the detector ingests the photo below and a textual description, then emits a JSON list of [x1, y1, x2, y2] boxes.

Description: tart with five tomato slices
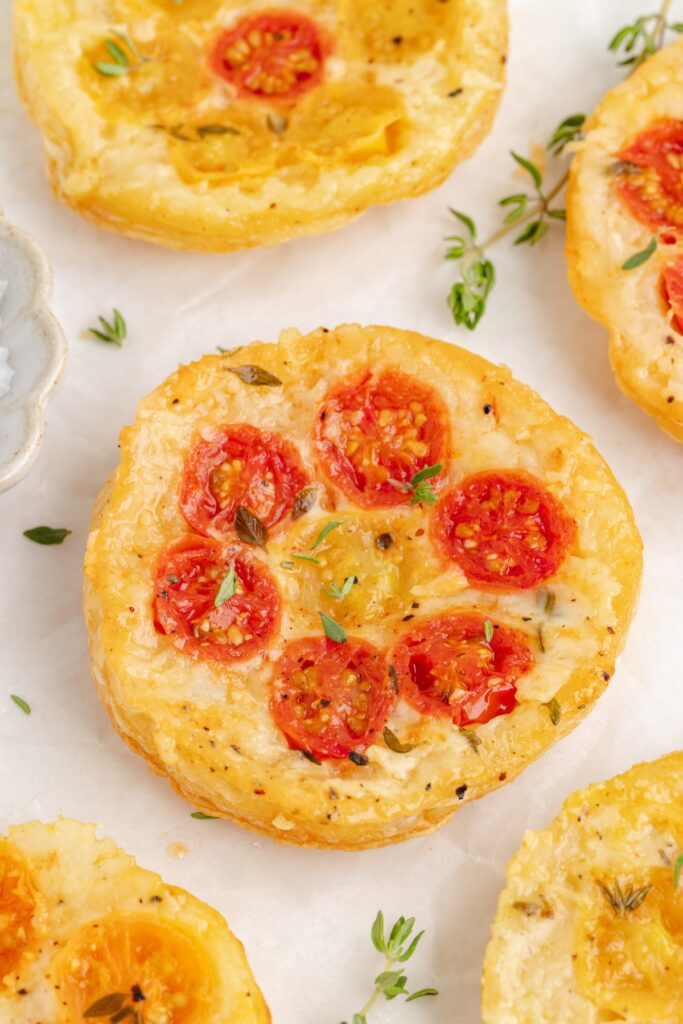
[[0, 818, 269, 1024], [13, 0, 507, 252], [84, 324, 642, 849], [566, 35, 683, 441], [482, 751, 683, 1024]]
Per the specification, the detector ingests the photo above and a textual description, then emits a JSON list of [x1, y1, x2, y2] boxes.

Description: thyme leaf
[[10, 695, 31, 715], [674, 853, 683, 888], [226, 364, 282, 387], [23, 526, 71, 545], [622, 235, 658, 270], [93, 33, 147, 77], [87, 308, 127, 346], [214, 561, 237, 607], [544, 697, 562, 726], [383, 727, 418, 753], [483, 618, 494, 643], [408, 464, 442, 505], [326, 575, 358, 601], [310, 519, 345, 551], [319, 612, 347, 644], [234, 506, 267, 548], [598, 879, 652, 916]]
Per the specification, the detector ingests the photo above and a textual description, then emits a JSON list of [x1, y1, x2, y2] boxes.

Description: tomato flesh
[[662, 256, 683, 333], [60, 914, 212, 1024], [180, 423, 309, 538], [617, 120, 683, 230], [270, 637, 393, 759], [0, 843, 37, 981], [315, 369, 448, 508], [213, 10, 327, 100], [393, 612, 533, 726], [154, 535, 280, 662], [433, 470, 575, 589]]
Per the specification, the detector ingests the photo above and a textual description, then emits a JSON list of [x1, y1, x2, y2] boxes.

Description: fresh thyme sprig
[[446, 114, 584, 330], [341, 911, 438, 1024], [93, 31, 149, 77], [87, 308, 127, 346], [608, 0, 683, 70]]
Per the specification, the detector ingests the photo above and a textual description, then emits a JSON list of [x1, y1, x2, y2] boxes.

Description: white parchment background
[[0, 2, 681, 1021]]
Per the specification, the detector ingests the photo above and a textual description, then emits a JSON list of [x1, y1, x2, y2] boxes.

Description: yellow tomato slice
[[574, 868, 683, 1020], [58, 913, 216, 1023], [0, 841, 39, 982]]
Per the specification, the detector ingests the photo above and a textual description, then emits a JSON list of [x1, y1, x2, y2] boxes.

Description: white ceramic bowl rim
[[0, 214, 67, 493]]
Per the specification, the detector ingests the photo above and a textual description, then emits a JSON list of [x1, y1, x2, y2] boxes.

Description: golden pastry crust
[[482, 751, 683, 1024], [13, 0, 507, 252], [0, 819, 269, 1024], [84, 324, 642, 850], [566, 37, 683, 442]]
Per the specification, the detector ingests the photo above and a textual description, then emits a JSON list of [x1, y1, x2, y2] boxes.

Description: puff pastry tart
[[13, 0, 507, 252], [566, 36, 683, 441], [0, 818, 269, 1024], [483, 751, 683, 1024], [84, 324, 642, 849]]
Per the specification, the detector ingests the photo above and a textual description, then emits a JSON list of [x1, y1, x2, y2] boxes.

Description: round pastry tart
[[84, 324, 642, 850], [482, 751, 683, 1023], [13, 0, 507, 252], [567, 35, 683, 441], [0, 818, 269, 1023]]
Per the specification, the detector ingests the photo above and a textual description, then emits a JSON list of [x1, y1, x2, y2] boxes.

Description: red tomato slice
[[392, 612, 533, 726], [154, 535, 280, 661], [270, 637, 394, 759], [662, 256, 683, 333], [616, 120, 683, 230], [315, 369, 449, 508], [213, 10, 327, 100], [180, 423, 309, 538], [432, 470, 575, 589]]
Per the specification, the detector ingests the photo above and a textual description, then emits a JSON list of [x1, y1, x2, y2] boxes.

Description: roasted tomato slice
[[180, 423, 309, 538], [432, 470, 575, 589], [59, 914, 213, 1023], [662, 256, 683, 333], [393, 612, 533, 726], [270, 637, 393, 759], [616, 120, 683, 230], [154, 535, 280, 661], [315, 369, 449, 508], [0, 841, 38, 980], [213, 10, 327, 100]]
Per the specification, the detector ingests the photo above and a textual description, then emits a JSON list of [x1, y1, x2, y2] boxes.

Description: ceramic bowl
[[0, 215, 67, 493]]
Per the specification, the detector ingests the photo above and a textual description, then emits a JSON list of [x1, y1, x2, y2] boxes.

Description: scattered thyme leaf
[[214, 561, 237, 607], [291, 553, 321, 565], [408, 464, 442, 505], [226, 364, 282, 387], [93, 33, 147, 77], [547, 113, 586, 154], [511, 150, 543, 189], [599, 879, 652, 916], [383, 727, 418, 753], [459, 727, 482, 755], [544, 697, 562, 726], [310, 519, 344, 551], [622, 235, 658, 270], [326, 575, 358, 601], [190, 811, 217, 820], [484, 618, 494, 643], [320, 612, 347, 644], [10, 695, 31, 715], [512, 897, 553, 918], [87, 308, 127, 346], [234, 506, 267, 548], [23, 526, 71, 545], [674, 853, 683, 889], [291, 485, 321, 520], [83, 993, 128, 1018]]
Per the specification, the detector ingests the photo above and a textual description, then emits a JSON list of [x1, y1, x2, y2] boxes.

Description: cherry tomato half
[[180, 423, 309, 538], [213, 10, 327, 100], [662, 256, 683, 334], [154, 535, 280, 662], [315, 369, 449, 508], [270, 637, 393, 759], [432, 470, 575, 589], [616, 120, 683, 230], [392, 612, 533, 726]]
